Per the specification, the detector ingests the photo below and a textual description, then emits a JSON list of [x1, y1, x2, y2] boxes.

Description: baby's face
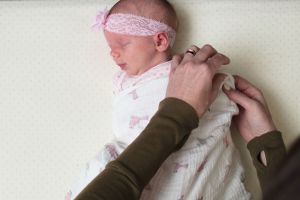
[[104, 31, 158, 75]]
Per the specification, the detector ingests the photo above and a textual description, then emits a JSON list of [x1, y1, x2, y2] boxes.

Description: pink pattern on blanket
[[129, 89, 138, 100], [223, 135, 230, 148], [129, 115, 149, 129], [197, 157, 208, 173], [104, 144, 119, 159], [173, 162, 189, 173], [65, 190, 72, 200]]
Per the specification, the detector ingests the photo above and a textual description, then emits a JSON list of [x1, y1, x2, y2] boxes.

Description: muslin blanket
[[66, 61, 250, 200]]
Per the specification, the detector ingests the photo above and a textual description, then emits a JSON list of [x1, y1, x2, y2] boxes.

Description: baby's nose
[[110, 50, 120, 58]]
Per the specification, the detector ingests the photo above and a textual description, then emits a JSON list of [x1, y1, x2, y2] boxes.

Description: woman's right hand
[[223, 75, 277, 143]]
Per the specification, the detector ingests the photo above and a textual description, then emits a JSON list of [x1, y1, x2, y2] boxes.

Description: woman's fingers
[[210, 73, 226, 103], [194, 44, 218, 62], [178, 44, 229, 75], [181, 45, 200, 64], [170, 54, 183, 74], [207, 53, 230, 74], [234, 75, 266, 105], [181, 44, 218, 65], [223, 86, 254, 110]]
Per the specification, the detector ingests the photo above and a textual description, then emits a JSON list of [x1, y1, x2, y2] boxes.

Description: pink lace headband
[[92, 9, 176, 47]]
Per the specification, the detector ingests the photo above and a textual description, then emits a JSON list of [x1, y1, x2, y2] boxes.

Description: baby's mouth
[[118, 63, 127, 70]]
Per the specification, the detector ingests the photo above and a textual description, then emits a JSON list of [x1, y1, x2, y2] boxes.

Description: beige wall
[[1, 0, 299, 199]]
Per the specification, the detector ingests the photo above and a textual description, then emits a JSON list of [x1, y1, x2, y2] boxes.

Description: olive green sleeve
[[247, 131, 287, 193], [75, 97, 199, 200]]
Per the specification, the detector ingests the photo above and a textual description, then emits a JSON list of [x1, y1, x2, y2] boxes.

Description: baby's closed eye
[[120, 41, 130, 48]]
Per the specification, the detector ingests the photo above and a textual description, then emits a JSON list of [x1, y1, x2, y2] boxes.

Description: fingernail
[[223, 83, 232, 91]]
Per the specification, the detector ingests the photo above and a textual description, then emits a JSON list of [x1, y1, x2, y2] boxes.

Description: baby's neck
[[148, 54, 172, 69], [155, 51, 172, 65]]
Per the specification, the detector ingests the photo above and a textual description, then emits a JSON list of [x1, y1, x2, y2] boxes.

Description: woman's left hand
[[166, 44, 230, 117]]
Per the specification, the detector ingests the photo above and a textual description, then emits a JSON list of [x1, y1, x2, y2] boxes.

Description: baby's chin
[[118, 64, 137, 75], [125, 70, 139, 76], [120, 65, 146, 76], [121, 66, 140, 76]]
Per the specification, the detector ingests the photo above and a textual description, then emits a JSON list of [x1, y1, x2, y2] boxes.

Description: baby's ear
[[153, 32, 170, 52]]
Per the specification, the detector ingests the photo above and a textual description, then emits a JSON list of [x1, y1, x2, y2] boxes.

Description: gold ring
[[185, 48, 197, 56]]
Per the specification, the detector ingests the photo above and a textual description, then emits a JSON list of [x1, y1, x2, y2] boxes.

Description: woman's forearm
[[75, 98, 198, 200]]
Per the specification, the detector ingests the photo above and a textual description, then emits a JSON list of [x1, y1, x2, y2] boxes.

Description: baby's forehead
[[104, 31, 139, 45], [104, 31, 153, 47], [105, 31, 132, 41]]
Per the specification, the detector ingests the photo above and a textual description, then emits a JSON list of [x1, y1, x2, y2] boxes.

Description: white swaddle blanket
[[66, 61, 250, 200]]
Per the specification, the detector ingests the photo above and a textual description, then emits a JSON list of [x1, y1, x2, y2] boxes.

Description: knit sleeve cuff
[[247, 130, 286, 190], [247, 131, 285, 164]]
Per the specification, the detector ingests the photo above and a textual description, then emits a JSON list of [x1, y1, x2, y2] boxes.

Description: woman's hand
[[166, 44, 230, 117], [223, 75, 277, 143]]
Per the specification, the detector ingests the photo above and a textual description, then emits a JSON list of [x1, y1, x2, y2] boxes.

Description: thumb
[[223, 87, 254, 110]]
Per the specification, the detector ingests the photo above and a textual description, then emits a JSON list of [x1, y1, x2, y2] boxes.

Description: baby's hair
[[108, 0, 178, 31]]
